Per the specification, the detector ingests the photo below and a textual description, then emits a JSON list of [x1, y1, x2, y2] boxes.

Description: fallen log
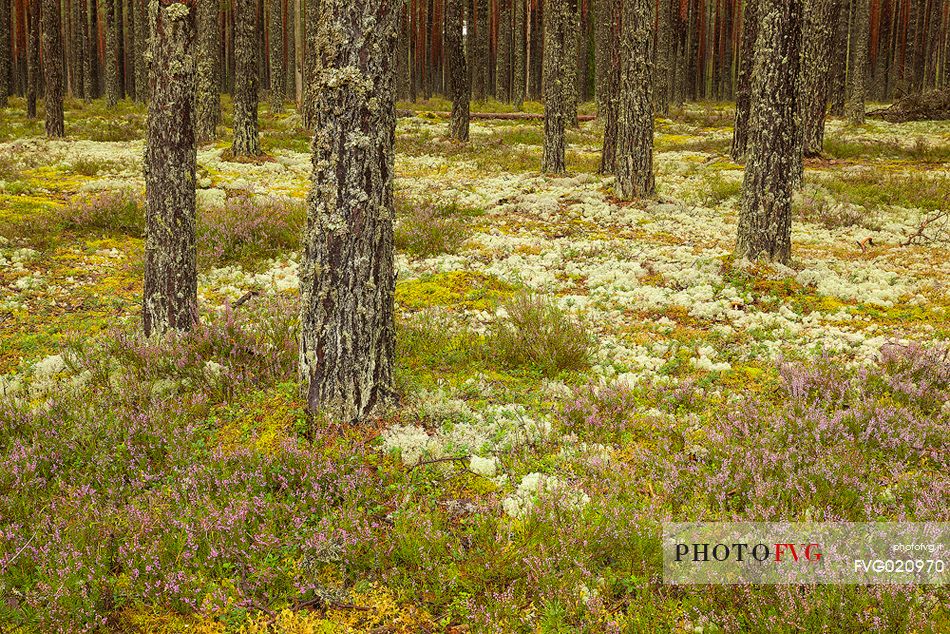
[[397, 110, 597, 122], [867, 89, 950, 123]]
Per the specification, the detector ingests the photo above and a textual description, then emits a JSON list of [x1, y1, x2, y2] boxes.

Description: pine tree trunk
[[828, 0, 850, 116], [615, 0, 654, 199], [196, 0, 221, 142], [135, 0, 147, 101], [233, 0, 262, 155], [564, 1, 579, 128], [397, 2, 410, 100], [105, 0, 120, 107], [302, 0, 319, 126], [0, 0, 8, 106], [300, 0, 400, 424], [447, 0, 470, 140], [41, 0, 63, 136], [269, 0, 284, 112], [513, 0, 526, 107], [846, 0, 868, 124], [800, 0, 842, 157], [84, 0, 96, 99], [286, 0, 296, 99], [126, 0, 137, 99], [496, 0, 512, 102], [599, 0, 620, 173], [736, 0, 803, 264], [143, 0, 198, 338], [471, 0, 489, 100], [732, 0, 759, 161], [542, 0, 576, 174], [27, 0, 39, 117], [655, 0, 672, 115]]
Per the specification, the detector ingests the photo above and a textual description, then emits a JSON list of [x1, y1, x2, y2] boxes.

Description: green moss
[[396, 271, 515, 311]]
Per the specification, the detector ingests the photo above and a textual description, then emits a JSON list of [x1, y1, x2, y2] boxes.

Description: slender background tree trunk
[[542, 0, 576, 174], [615, 0, 655, 199], [447, 0, 470, 140], [41, 0, 63, 136], [233, 0, 262, 155]]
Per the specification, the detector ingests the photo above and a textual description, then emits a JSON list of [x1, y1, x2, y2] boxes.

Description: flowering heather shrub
[[73, 295, 299, 405], [394, 201, 470, 259], [197, 194, 305, 265], [63, 190, 146, 236], [663, 344, 949, 521], [493, 292, 593, 377]]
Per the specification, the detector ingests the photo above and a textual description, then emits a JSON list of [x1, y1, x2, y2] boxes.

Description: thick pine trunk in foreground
[[847, 0, 868, 124], [800, 0, 841, 157], [143, 0, 198, 337], [232, 0, 262, 156], [300, 0, 400, 424], [542, 0, 576, 175], [615, 0, 655, 200], [41, 0, 64, 137], [732, 0, 759, 161], [446, 0, 470, 141], [196, 0, 221, 142], [736, 0, 803, 264]]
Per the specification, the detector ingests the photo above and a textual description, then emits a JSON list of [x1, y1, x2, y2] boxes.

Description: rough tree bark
[[615, 0, 654, 199], [799, 0, 841, 156], [196, 0, 221, 142], [446, 0, 470, 140], [303, 0, 320, 127], [286, 0, 297, 100], [143, 0, 198, 337], [496, 0, 512, 102], [846, 0, 868, 124], [79, 0, 92, 101], [0, 0, 8, 107], [655, 0, 672, 115], [542, 0, 576, 174], [732, 0, 759, 161], [471, 0, 489, 100], [269, 0, 284, 112], [105, 0, 120, 107], [135, 0, 148, 101], [300, 0, 401, 424], [599, 0, 620, 173], [736, 0, 803, 264], [232, 0, 262, 156], [27, 0, 39, 118], [41, 0, 64, 136], [513, 0, 526, 107], [828, 0, 850, 116]]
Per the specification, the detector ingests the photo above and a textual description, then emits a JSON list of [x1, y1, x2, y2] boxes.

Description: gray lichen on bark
[[446, 0, 470, 141], [615, 0, 655, 200], [846, 0, 869, 124], [303, 0, 321, 127], [799, 0, 842, 157], [196, 0, 221, 142], [599, 0, 621, 173], [299, 0, 402, 424], [41, 0, 65, 137], [736, 0, 803, 265], [105, 0, 120, 108], [542, 0, 578, 175], [232, 0, 262, 156], [143, 0, 198, 337], [732, 0, 759, 161], [269, 0, 285, 112]]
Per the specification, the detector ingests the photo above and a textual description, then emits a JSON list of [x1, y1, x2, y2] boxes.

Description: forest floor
[[0, 97, 948, 632]]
